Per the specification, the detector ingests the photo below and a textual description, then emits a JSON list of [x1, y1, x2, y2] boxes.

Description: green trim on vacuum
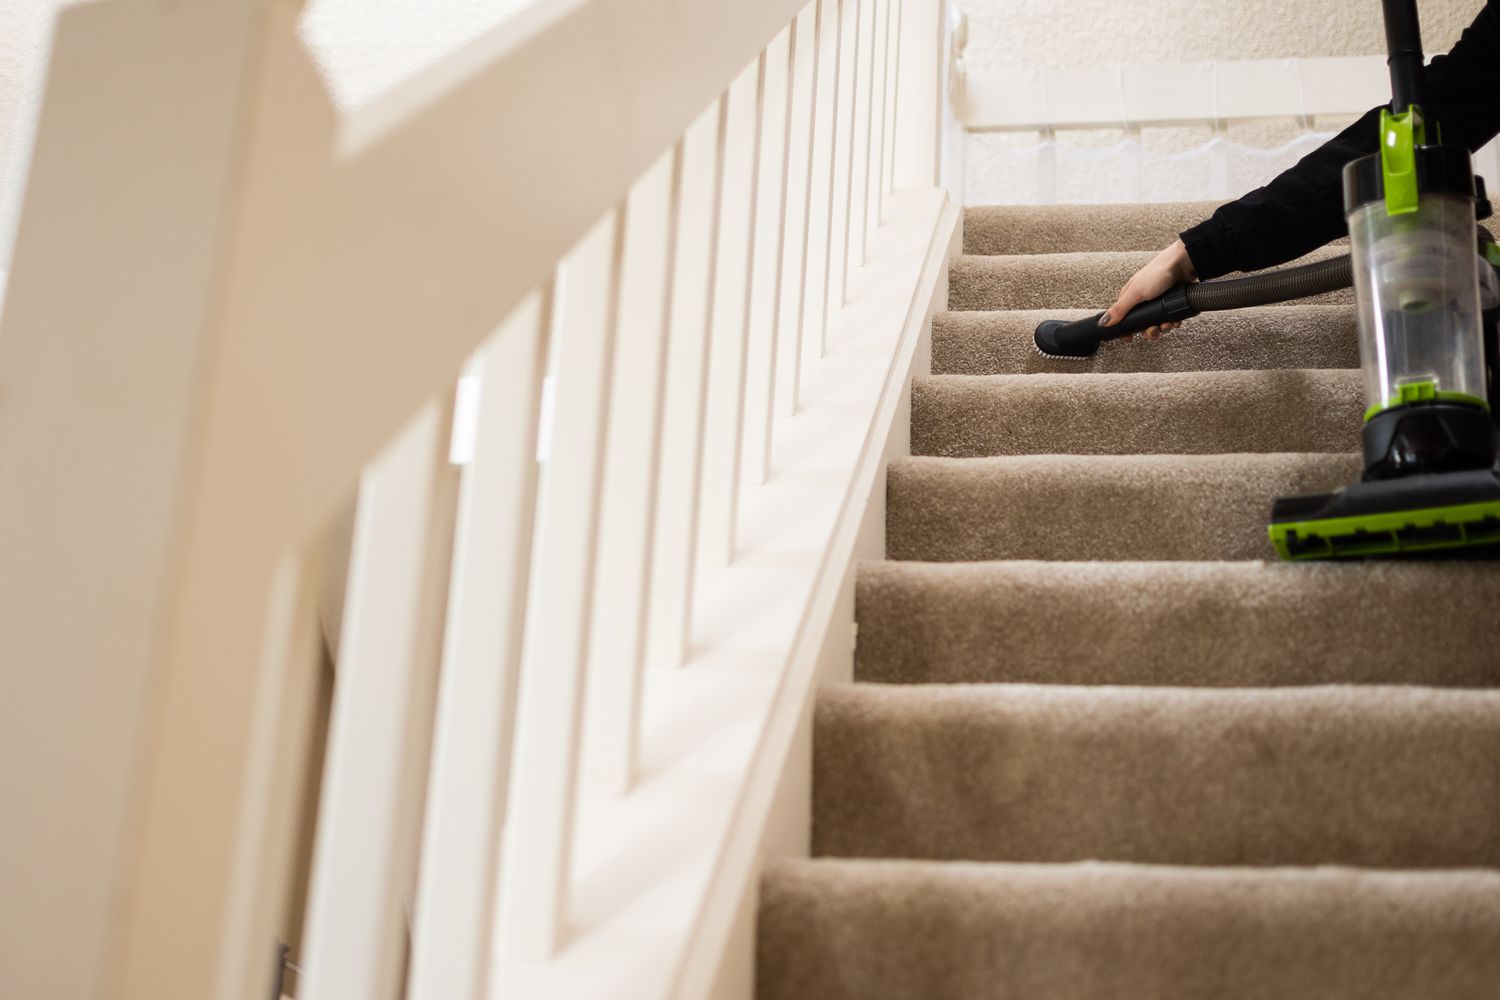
[[1269, 497, 1500, 560], [1379, 107, 1426, 216], [1361, 379, 1490, 422]]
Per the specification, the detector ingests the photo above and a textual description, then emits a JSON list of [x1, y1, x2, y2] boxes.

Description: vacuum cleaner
[[1033, 0, 1500, 561]]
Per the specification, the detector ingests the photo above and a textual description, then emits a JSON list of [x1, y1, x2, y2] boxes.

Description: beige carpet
[[756, 202, 1500, 999], [932, 305, 1360, 375], [947, 244, 1354, 312]]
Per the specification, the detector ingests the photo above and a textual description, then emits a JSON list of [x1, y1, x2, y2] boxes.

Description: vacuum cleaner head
[[1268, 467, 1500, 559], [1032, 317, 1102, 359]]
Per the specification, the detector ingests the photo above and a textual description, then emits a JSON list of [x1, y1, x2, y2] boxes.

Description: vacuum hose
[[1033, 254, 1354, 358]]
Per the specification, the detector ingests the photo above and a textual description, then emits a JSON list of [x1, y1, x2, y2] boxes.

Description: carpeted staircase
[[756, 201, 1500, 998]]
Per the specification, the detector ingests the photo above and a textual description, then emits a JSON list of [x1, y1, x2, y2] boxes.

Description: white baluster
[[699, 57, 765, 567], [869, 0, 891, 224], [646, 101, 727, 672], [806, 0, 842, 357], [777, 1, 821, 416], [300, 400, 457, 1000], [882, 0, 903, 198], [743, 26, 794, 486], [893, 0, 940, 188], [496, 210, 625, 960], [406, 290, 552, 1000], [848, 0, 874, 268], [830, 0, 861, 308], [585, 147, 681, 795]]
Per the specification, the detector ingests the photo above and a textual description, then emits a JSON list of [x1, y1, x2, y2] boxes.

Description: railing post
[[0, 4, 329, 1000]]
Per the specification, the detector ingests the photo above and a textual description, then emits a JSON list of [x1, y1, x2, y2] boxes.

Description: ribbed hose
[[1033, 253, 1354, 358], [1184, 255, 1353, 311]]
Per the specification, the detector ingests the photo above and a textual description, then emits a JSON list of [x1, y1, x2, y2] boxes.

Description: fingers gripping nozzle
[[1033, 285, 1197, 359]]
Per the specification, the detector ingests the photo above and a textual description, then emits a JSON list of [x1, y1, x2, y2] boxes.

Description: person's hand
[[1100, 239, 1198, 341]]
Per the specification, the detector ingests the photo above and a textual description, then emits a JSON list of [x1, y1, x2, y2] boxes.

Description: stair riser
[[855, 561, 1500, 686], [759, 861, 1500, 1000], [911, 369, 1363, 457], [886, 453, 1362, 562], [813, 685, 1500, 868]]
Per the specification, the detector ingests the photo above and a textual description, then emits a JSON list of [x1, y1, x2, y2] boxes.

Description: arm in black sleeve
[[1180, 0, 1500, 280]]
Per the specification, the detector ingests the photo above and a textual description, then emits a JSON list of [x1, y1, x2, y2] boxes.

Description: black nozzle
[[1031, 255, 1355, 359], [1382, 0, 1425, 112], [1033, 286, 1196, 358]]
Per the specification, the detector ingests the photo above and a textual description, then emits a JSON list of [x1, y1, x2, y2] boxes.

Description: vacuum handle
[[1043, 285, 1198, 354]]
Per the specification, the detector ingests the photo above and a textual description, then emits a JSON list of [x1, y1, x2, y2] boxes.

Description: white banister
[[586, 146, 681, 796], [300, 400, 456, 1000], [2, 0, 954, 996], [699, 57, 765, 567], [406, 289, 552, 1000], [777, 0, 822, 417], [646, 101, 727, 672], [497, 210, 625, 960]]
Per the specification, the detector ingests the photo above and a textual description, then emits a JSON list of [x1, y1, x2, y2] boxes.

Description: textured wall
[[959, 0, 1486, 205], [299, 0, 539, 110], [962, 0, 1477, 71]]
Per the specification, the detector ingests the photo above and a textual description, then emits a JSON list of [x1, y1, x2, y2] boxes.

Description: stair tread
[[948, 245, 1352, 312], [912, 368, 1363, 456], [812, 683, 1500, 868], [854, 559, 1500, 686], [887, 451, 1361, 562], [759, 858, 1500, 1000], [932, 304, 1359, 374]]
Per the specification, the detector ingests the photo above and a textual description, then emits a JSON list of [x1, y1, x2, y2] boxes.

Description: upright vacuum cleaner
[[1033, 0, 1500, 561]]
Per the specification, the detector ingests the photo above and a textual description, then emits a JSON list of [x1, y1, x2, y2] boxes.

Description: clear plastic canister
[[1347, 192, 1487, 418]]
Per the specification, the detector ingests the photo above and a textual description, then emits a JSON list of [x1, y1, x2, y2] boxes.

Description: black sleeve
[[1180, 0, 1500, 279]]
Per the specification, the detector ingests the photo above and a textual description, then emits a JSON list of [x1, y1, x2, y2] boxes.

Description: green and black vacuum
[[1033, 0, 1500, 561]]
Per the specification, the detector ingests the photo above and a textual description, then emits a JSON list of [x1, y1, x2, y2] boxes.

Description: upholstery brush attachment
[[1033, 287, 1196, 359]]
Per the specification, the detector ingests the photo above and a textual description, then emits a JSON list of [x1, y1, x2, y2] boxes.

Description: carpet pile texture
[[756, 201, 1500, 1000]]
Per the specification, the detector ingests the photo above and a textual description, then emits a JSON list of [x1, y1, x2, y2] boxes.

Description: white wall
[[956, 0, 1484, 204]]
